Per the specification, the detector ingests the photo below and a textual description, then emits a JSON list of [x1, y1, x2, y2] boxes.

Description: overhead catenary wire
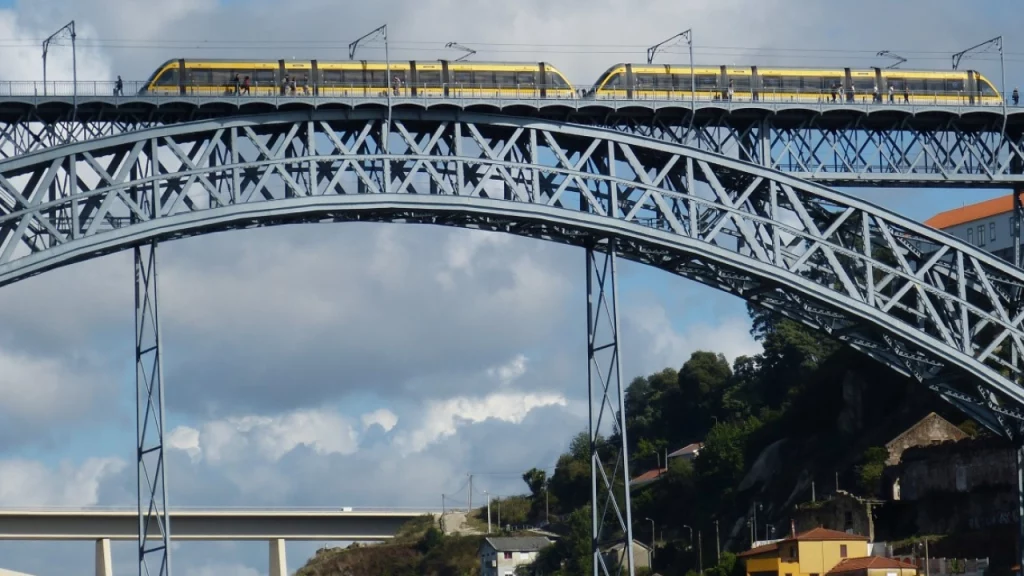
[[0, 37, 1022, 62]]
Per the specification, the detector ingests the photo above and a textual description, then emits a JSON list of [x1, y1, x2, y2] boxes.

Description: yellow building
[[738, 527, 872, 576]]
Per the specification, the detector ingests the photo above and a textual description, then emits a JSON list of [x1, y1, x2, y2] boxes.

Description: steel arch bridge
[[3, 109, 1024, 575], [1, 95, 1023, 189]]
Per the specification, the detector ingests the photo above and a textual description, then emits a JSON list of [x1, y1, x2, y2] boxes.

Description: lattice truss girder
[[601, 114, 1024, 185], [2, 111, 1024, 433], [0, 115, 161, 159]]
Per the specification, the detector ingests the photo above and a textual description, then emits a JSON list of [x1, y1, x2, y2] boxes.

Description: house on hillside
[[885, 412, 968, 467], [793, 490, 884, 542], [479, 536, 551, 576], [629, 442, 704, 490], [738, 527, 871, 576], [603, 539, 653, 570]]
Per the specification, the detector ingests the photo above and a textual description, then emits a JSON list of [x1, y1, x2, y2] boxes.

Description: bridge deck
[[0, 508, 439, 541], [1, 94, 1022, 130]]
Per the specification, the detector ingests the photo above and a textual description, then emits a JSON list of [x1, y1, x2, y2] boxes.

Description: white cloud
[[361, 408, 399, 432], [0, 347, 109, 422], [0, 458, 126, 506], [168, 408, 361, 464], [392, 390, 568, 456], [487, 354, 528, 386], [0, 12, 112, 83], [625, 302, 762, 372]]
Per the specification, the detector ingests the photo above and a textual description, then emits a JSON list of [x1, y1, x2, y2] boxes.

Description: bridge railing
[[0, 79, 1012, 109]]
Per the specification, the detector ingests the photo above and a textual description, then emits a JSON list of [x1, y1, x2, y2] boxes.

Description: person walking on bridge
[[1013, 87, 1019, 106]]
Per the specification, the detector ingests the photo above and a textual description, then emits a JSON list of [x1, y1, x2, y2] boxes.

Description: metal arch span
[[1, 109, 1024, 431]]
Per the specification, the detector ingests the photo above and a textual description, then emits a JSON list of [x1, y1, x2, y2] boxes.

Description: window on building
[[789, 546, 797, 558], [978, 225, 986, 246], [991, 221, 996, 241], [503, 552, 512, 559], [840, 544, 848, 558], [968, 227, 973, 244]]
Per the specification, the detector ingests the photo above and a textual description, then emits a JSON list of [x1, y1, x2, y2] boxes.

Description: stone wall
[[897, 437, 1015, 500], [792, 490, 878, 541], [884, 412, 968, 466]]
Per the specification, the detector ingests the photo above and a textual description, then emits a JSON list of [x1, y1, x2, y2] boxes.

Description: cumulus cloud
[[0, 457, 126, 506], [167, 408, 361, 464], [624, 300, 762, 373]]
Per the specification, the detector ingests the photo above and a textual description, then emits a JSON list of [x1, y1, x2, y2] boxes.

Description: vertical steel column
[[1016, 436, 1024, 576], [135, 240, 171, 576], [586, 240, 636, 576]]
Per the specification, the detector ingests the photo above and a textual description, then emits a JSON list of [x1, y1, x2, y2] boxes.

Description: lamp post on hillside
[[643, 517, 655, 563], [482, 490, 492, 533]]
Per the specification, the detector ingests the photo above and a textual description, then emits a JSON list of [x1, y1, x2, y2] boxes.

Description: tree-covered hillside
[[297, 306, 980, 576]]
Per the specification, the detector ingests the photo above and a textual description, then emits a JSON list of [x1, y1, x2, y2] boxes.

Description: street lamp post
[[644, 517, 655, 565], [482, 491, 492, 533]]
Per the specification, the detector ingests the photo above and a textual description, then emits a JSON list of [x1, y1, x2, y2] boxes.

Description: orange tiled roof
[[784, 527, 870, 542], [924, 193, 1024, 229], [667, 443, 703, 458], [737, 542, 780, 558], [630, 468, 666, 484], [828, 556, 918, 574]]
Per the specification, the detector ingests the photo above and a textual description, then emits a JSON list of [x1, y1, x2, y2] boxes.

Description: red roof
[[667, 443, 703, 458], [737, 542, 780, 558], [630, 468, 666, 485], [924, 192, 1024, 229], [784, 527, 870, 542], [828, 556, 918, 574]]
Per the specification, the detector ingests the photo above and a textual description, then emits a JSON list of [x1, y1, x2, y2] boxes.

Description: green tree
[[677, 351, 733, 436], [855, 446, 888, 497], [523, 468, 547, 498]]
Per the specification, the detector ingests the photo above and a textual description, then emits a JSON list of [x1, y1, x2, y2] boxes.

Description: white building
[[667, 442, 703, 461], [924, 193, 1024, 262], [479, 536, 552, 576], [602, 539, 653, 570]]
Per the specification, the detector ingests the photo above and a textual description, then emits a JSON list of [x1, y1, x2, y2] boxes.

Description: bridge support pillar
[[585, 241, 635, 576], [95, 538, 112, 576], [269, 539, 287, 576], [135, 240, 171, 576]]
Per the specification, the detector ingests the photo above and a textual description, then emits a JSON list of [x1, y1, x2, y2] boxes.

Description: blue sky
[[0, 0, 1021, 574]]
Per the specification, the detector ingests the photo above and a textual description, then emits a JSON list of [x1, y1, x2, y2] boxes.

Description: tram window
[[946, 78, 965, 93], [418, 70, 442, 86], [322, 70, 343, 84], [211, 70, 233, 85], [782, 76, 801, 91], [802, 76, 827, 92], [368, 70, 388, 84], [516, 71, 536, 86], [546, 72, 568, 88], [979, 81, 997, 97], [492, 71, 514, 86], [671, 73, 694, 89], [392, 70, 407, 83], [907, 79, 926, 94], [852, 78, 875, 92], [634, 73, 658, 88], [730, 76, 751, 91], [761, 75, 781, 90], [155, 69, 178, 86], [453, 70, 473, 84], [253, 70, 275, 84], [603, 72, 623, 89], [886, 77, 905, 90], [188, 69, 212, 84], [342, 70, 364, 84], [695, 74, 718, 90]]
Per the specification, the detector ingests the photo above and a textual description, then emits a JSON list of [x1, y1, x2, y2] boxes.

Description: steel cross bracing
[[1, 102, 1023, 188], [586, 241, 636, 576], [596, 113, 1024, 188], [1, 111, 1024, 527], [135, 240, 171, 575]]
